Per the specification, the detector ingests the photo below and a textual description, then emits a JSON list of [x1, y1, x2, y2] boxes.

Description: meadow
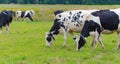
[[0, 4, 120, 64]]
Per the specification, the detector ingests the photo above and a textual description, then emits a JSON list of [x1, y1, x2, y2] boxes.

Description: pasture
[[0, 4, 120, 64]]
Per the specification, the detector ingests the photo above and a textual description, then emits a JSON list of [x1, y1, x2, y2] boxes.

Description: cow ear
[[54, 10, 64, 16]]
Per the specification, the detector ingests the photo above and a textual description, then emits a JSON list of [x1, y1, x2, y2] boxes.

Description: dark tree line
[[0, 0, 120, 4]]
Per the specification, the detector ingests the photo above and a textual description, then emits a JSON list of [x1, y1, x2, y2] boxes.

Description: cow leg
[[63, 27, 69, 47], [16, 16, 20, 21], [98, 35, 105, 49], [28, 16, 33, 21], [63, 31, 68, 47], [5, 24, 9, 34], [91, 37, 95, 46], [0, 27, 2, 34], [93, 31, 99, 50], [117, 32, 120, 49], [69, 32, 76, 40]]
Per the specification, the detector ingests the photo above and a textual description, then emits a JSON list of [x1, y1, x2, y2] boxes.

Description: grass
[[0, 21, 119, 64], [0, 4, 120, 64]]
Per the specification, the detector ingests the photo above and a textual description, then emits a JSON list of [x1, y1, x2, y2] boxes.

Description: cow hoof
[[117, 45, 120, 50], [63, 44, 66, 47], [76, 47, 83, 51], [46, 45, 50, 47]]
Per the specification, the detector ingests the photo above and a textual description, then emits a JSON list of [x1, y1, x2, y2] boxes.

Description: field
[[0, 4, 120, 64]]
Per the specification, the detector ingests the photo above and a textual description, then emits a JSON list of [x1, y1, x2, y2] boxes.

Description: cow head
[[46, 18, 62, 47], [29, 10, 35, 15], [76, 20, 102, 50], [46, 32, 55, 47], [46, 10, 66, 47]]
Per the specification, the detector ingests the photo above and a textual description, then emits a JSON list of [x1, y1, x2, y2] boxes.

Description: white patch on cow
[[75, 36, 80, 50], [89, 29, 99, 50], [16, 10, 22, 20], [102, 30, 115, 34], [16, 10, 22, 17], [89, 31, 96, 37], [24, 10, 35, 17], [117, 32, 120, 49]]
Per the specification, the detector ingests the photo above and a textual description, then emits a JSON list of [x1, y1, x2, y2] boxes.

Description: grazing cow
[[0, 10, 15, 34], [46, 10, 102, 47], [76, 8, 120, 51], [16, 10, 35, 21]]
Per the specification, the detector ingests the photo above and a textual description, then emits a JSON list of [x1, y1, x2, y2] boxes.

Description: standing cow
[[76, 9, 120, 51], [16, 10, 35, 21], [0, 10, 15, 34]]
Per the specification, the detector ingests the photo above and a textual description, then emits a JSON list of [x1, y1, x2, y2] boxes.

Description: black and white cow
[[76, 8, 120, 51], [0, 10, 15, 34], [46, 10, 105, 47], [16, 10, 35, 21]]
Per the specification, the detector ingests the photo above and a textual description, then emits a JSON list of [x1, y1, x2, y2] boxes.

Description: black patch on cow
[[92, 10, 119, 31], [50, 19, 61, 35], [68, 16, 71, 19], [21, 11, 25, 18], [54, 10, 64, 16], [78, 35, 86, 49], [46, 36, 52, 42], [73, 37, 76, 40], [46, 33, 55, 42], [59, 15, 61, 17], [79, 11, 81, 14], [76, 24, 79, 27], [69, 11, 72, 15]]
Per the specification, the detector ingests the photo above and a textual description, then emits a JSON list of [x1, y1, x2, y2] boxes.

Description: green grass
[[0, 21, 119, 64]]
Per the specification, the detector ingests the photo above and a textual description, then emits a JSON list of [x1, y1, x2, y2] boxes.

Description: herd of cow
[[0, 10, 34, 35], [46, 8, 120, 51]]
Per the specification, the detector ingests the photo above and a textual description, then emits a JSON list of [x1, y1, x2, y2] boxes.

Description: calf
[[0, 10, 15, 34], [16, 10, 35, 21], [76, 9, 120, 51]]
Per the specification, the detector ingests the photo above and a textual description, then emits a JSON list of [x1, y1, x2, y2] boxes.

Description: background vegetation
[[0, 4, 120, 64], [1, 4, 120, 22], [0, 0, 120, 4]]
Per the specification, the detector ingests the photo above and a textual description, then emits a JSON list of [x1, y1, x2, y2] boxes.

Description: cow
[[0, 10, 15, 34], [76, 8, 120, 51], [45, 9, 105, 48], [16, 10, 35, 21]]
